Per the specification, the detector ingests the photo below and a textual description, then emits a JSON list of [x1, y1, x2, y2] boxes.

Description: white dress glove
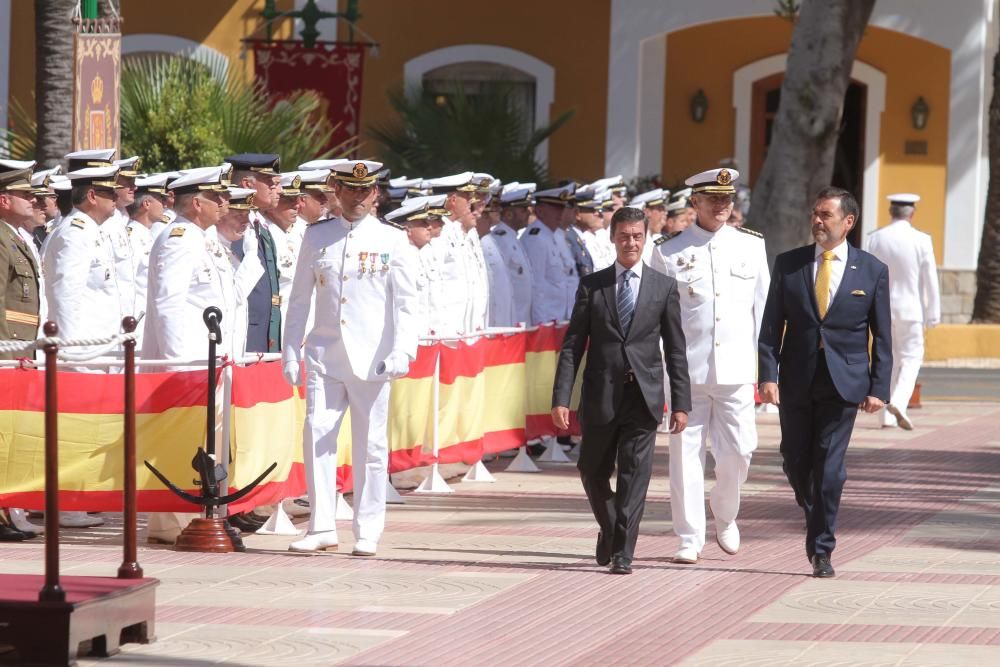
[[282, 360, 302, 386], [243, 222, 259, 259], [376, 352, 411, 379]]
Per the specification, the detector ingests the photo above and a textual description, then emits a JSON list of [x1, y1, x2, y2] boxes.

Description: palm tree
[[370, 82, 573, 185], [748, 0, 876, 260], [973, 37, 1000, 322], [120, 53, 356, 171], [34, 0, 77, 166]]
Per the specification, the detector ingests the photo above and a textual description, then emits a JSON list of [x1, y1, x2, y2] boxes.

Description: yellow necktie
[[815, 250, 835, 318]]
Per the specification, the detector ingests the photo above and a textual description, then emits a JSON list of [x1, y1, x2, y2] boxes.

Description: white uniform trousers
[[883, 319, 924, 426], [669, 383, 756, 551], [304, 368, 391, 542]]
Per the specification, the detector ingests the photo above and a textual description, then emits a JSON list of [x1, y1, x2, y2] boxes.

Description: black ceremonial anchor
[[145, 307, 277, 518]]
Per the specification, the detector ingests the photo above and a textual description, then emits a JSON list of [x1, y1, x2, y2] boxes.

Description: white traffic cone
[[414, 463, 455, 493], [505, 446, 541, 473], [385, 479, 405, 504], [462, 459, 496, 483], [255, 502, 301, 536], [335, 492, 355, 520], [536, 436, 571, 463]]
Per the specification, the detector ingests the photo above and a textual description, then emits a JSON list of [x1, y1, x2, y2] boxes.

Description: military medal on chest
[[380, 252, 390, 272], [359, 251, 368, 274], [368, 251, 377, 274]]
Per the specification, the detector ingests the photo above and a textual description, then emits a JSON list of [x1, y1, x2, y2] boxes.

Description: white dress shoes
[[887, 404, 914, 430], [716, 521, 740, 555], [8, 508, 44, 534], [673, 546, 700, 564], [288, 531, 339, 553], [59, 511, 104, 528], [352, 538, 377, 556]]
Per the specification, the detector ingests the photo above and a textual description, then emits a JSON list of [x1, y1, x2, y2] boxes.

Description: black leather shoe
[[609, 556, 632, 575], [0, 524, 27, 542], [812, 554, 835, 578], [595, 532, 612, 566], [228, 513, 262, 533]]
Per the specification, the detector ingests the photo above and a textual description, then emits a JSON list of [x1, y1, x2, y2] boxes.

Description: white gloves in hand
[[376, 352, 410, 379], [282, 360, 302, 386], [243, 223, 259, 258]]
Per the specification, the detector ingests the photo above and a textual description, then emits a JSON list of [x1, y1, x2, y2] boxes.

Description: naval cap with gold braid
[[168, 166, 230, 195], [227, 187, 257, 211], [66, 164, 123, 190], [685, 168, 740, 195], [332, 160, 382, 187], [114, 155, 143, 178], [65, 148, 116, 171]]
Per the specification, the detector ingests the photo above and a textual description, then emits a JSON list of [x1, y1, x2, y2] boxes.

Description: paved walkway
[[2, 401, 1000, 666]]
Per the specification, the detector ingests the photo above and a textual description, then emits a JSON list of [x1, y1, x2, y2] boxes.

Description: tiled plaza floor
[[2, 401, 1000, 666]]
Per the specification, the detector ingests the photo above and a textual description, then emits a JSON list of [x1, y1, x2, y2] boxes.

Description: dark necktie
[[618, 269, 635, 333]]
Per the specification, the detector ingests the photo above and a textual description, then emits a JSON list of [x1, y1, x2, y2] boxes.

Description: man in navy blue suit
[[758, 187, 892, 578]]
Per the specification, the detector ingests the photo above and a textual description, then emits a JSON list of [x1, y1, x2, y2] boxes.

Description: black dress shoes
[[0, 524, 27, 542], [609, 555, 632, 575], [812, 554, 835, 578], [595, 532, 612, 566], [228, 513, 264, 533]]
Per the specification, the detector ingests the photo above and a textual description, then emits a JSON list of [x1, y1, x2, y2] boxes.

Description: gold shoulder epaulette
[[70, 218, 86, 229], [654, 235, 669, 246], [737, 226, 763, 238], [168, 227, 186, 238]]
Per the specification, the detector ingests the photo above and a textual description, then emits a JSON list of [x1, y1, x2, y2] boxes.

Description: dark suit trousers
[[778, 351, 858, 559], [578, 381, 658, 563]]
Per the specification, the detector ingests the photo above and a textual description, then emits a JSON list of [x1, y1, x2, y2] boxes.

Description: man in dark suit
[[553, 206, 691, 575], [758, 186, 892, 578]]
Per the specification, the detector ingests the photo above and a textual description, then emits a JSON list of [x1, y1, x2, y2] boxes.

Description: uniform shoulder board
[[528, 227, 541, 235], [126, 225, 134, 235], [70, 218, 86, 229], [653, 235, 669, 246], [493, 228, 507, 236], [382, 219, 405, 231], [168, 227, 186, 238], [736, 226, 763, 238]]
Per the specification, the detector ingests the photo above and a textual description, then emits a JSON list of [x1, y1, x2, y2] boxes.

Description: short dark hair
[[815, 186, 859, 222], [610, 206, 648, 235]]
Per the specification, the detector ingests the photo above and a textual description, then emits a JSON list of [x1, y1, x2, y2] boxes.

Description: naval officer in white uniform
[[864, 193, 941, 430], [651, 168, 769, 564], [282, 160, 420, 556], [521, 183, 578, 324]]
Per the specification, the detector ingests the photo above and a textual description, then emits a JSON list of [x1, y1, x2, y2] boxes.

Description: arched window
[[422, 61, 537, 137]]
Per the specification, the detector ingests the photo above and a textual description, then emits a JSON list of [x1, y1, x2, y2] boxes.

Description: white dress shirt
[[812, 240, 849, 309], [614, 259, 643, 300]]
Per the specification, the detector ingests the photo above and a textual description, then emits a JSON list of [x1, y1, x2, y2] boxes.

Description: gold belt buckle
[[271, 294, 282, 306]]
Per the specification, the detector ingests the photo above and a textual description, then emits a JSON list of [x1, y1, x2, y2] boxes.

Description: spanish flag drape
[[0, 327, 580, 509]]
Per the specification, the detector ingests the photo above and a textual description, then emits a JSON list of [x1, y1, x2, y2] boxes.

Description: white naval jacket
[[426, 219, 471, 336], [282, 213, 420, 382], [480, 231, 515, 327], [106, 209, 139, 322], [486, 221, 533, 325], [520, 219, 576, 324], [143, 218, 234, 368], [863, 220, 941, 326], [41, 208, 122, 351], [651, 222, 769, 385]]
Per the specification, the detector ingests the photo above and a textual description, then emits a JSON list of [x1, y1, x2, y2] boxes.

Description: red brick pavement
[[342, 406, 1000, 666]]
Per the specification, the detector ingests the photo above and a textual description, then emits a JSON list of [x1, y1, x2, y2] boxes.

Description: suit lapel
[[826, 244, 859, 319], [801, 244, 822, 320], [600, 267, 624, 338]]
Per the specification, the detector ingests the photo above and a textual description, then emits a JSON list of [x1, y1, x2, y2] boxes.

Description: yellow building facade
[[0, 0, 994, 319]]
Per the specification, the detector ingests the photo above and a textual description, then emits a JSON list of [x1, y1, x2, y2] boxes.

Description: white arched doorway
[[404, 45, 555, 163], [732, 54, 886, 237], [122, 34, 228, 71]]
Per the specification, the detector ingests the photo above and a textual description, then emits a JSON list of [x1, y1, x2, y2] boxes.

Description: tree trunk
[[748, 0, 876, 261], [972, 33, 1000, 322], [34, 0, 77, 167]]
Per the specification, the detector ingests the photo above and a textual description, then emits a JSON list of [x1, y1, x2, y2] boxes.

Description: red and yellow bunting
[[0, 327, 580, 508]]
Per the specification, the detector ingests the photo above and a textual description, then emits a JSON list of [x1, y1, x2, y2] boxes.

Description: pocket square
[[851, 289, 866, 296]]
